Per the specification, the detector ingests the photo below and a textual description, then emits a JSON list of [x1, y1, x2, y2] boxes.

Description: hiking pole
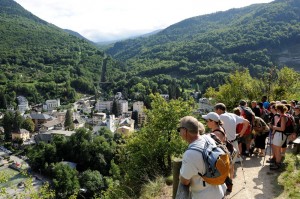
[[262, 130, 272, 166], [239, 158, 247, 186]]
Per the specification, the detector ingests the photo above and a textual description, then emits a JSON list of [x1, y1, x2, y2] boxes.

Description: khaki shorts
[[240, 133, 252, 144], [231, 140, 239, 165], [272, 132, 287, 147]]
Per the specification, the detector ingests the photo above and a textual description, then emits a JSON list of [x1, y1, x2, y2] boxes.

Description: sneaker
[[225, 177, 233, 193], [244, 150, 250, 157], [258, 153, 265, 157], [253, 149, 259, 154], [266, 158, 275, 163], [226, 183, 233, 193], [270, 163, 281, 170]]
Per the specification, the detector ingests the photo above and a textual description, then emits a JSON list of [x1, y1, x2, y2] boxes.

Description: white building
[[95, 100, 113, 112], [133, 101, 144, 112], [17, 96, 29, 114], [198, 98, 214, 114], [106, 115, 118, 133], [118, 100, 128, 114], [133, 101, 146, 127], [43, 99, 60, 111]]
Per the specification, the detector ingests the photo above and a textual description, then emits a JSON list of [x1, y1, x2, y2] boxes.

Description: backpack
[[261, 109, 270, 124], [241, 106, 255, 125], [236, 122, 251, 136], [211, 129, 236, 160], [279, 114, 295, 136], [188, 135, 230, 186]]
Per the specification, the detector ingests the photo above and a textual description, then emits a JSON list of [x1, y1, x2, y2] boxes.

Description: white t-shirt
[[180, 135, 226, 199], [220, 112, 245, 141]]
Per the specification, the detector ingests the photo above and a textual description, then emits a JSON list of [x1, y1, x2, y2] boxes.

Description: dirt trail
[[229, 142, 295, 199], [230, 152, 277, 199]]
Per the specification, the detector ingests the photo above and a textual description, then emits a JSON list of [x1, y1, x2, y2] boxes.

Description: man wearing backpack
[[178, 116, 226, 199], [214, 103, 250, 184]]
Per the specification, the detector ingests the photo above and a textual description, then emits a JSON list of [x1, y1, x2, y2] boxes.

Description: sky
[[14, 0, 274, 42]]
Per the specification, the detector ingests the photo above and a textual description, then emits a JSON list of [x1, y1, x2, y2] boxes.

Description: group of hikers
[[177, 96, 300, 199]]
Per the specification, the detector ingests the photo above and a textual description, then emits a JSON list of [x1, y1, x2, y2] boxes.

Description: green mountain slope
[[106, 0, 300, 90], [0, 0, 121, 105]]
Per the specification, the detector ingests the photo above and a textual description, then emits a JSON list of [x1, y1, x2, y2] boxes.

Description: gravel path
[[230, 154, 277, 199], [229, 142, 295, 199]]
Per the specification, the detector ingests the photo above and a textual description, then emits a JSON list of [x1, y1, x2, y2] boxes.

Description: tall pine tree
[[64, 109, 74, 130]]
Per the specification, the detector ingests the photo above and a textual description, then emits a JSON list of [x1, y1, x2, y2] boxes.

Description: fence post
[[172, 158, 190, 199], [172, 158, 181, 199]]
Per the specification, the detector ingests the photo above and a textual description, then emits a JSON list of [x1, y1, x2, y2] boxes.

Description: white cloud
[[15, 0, 274, 42]]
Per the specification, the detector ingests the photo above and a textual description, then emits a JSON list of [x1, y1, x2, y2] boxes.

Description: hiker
[[269, 104, 289, 170], [214, 103, 250, 181], [233, 108, 252, 159], [202, 112, 235, 193], [258, 102, 270, 124], [292, 105, 300, 138], [178, 116, 226, 199], [267, 104, 280, 164], [262, 96, 270, 110], [251, 101, 261, 117], [238, 100, 255, 157], [252, 116, 270, 157], [202, 112, 226, 143]]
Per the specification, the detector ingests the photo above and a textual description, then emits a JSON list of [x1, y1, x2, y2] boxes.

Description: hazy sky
[[15, 0, 274, 42]]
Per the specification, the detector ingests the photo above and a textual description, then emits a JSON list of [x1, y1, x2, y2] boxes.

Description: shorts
[[230, 140, 239, 165], [240, 133, 252, 144], [272, 132, 287, 147]]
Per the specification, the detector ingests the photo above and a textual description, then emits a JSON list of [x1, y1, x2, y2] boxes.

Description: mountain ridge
[[106, 0, 300, 70]]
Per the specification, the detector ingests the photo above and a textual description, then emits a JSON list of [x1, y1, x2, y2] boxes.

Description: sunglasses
[[177, 127, 187, 132]]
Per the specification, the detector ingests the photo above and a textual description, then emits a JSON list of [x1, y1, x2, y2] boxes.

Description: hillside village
[[0, 92, 213, 145]]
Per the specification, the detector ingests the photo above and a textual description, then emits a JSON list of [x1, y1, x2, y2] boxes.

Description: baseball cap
[[202, 112, 220, 122]]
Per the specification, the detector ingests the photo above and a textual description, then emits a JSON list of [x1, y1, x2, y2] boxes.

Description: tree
[[112, 100, 119, 116], [64, 109, 74, 130], [272, 67, 300, 100], [53, 163, 80, 198], [79, 170, 104, 197], [2, 111, 13, 141], [0, 91, 7, 109], [203, 69, 263, 110], [21, 118, 35, 133], [121, 94, 195, 194], [13, 111, 24, 131]]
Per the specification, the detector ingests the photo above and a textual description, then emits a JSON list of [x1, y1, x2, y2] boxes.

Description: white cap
[[202, 112, 220, 122]]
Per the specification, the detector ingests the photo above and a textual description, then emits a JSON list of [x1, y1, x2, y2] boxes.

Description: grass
[[139, 176, 170, 199], [277, 153, 300, 198], [0, 167, 27, 188]]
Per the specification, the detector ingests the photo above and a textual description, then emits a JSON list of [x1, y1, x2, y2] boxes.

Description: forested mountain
[[1, 0, 300, 109], [106, 0, 300, 92], [0, 0, 122, 106]]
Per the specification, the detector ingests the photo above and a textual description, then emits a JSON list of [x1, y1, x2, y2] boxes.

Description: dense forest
[[0, 0, 123, 106], [1, 0, 300, 107], [106, 0, 300, 94]]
